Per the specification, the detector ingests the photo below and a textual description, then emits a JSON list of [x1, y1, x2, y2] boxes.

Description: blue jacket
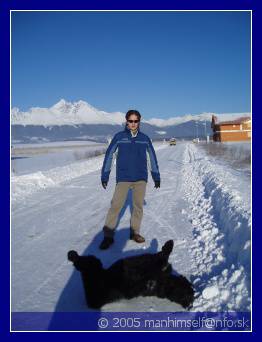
[[101, 126, 161, 183]]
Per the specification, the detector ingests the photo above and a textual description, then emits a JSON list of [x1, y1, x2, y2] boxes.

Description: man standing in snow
[[100, 110, 161, 250]]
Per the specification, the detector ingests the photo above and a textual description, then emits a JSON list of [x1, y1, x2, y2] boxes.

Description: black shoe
[[99, 236, 114, 250], [130, 230, 145, 243]]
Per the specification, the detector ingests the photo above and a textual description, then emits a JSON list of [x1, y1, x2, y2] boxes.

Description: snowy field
[[11, 141, 251, 317], [11, 141, 107, 176], [199, 141, 251, 174]]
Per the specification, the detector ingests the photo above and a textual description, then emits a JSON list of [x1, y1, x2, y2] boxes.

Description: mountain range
[[11, 99, 250, 143]]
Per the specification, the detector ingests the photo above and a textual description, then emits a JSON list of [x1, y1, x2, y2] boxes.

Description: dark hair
[[125, 110, 141, 121]]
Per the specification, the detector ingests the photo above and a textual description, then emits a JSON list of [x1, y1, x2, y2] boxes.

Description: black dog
[[68, 240, 194, 309]]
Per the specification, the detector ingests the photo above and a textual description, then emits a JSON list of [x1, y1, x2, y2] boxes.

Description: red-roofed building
[[211, 115, 251, 142]]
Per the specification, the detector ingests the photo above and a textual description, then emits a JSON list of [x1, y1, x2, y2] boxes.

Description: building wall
[[213, 131, 251, 142], [219, 124, 241, 131], [243, 121, 251, 130], [212, 121, 251, 142]]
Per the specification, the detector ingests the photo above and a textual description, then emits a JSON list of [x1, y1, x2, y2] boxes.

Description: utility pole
[[196, 122, 198, 140]]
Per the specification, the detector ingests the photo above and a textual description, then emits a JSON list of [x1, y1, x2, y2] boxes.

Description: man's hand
[[154, 180, 160, 189], [101, 181, 108, 189]]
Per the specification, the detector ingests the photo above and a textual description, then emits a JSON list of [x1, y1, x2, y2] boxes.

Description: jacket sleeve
[[146, 138, 160, 182], [101, 134, 119, 182]]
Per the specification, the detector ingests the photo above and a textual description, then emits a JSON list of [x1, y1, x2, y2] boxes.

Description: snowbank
[[182, 143, 251, 311], [199, 141, 251, 173]]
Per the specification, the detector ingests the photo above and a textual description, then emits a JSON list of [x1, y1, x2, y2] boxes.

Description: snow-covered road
[[11, 142, 251, 314]]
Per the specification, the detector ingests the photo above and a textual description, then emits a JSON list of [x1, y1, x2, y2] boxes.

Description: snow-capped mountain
[[11, 99, 125, 126], [146, 112, 251, 127], [11, 99, 251, 144], [11, 99, 250, 127]]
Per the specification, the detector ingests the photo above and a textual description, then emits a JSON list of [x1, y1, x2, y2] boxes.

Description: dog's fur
[[68, 240, 194, 309]]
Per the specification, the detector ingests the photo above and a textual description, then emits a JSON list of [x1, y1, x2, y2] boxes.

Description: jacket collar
[[124, 124, 140, 137]]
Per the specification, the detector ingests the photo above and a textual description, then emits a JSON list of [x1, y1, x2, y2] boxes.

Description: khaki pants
[[104, 180, 147, 237]]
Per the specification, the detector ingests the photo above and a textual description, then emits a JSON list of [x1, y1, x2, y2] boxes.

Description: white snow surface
[[11, 141, 251, 314], [11, 141, 107, 177]]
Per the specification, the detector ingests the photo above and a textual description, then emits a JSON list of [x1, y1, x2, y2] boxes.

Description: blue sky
[[12, 11, 251, 119]]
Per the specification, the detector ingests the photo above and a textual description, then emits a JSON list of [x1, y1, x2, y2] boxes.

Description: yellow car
[[169, 138, 176, 146]]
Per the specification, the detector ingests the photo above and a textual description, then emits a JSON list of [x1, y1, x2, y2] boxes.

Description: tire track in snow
[[142, 143, 194, 277]]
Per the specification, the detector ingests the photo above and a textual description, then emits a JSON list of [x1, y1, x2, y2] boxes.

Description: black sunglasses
[[127, 120, 140, 123]]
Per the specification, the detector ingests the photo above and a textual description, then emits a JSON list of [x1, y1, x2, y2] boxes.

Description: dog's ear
[[161, 240, 174, 256], [68, 250, 79, 263]]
